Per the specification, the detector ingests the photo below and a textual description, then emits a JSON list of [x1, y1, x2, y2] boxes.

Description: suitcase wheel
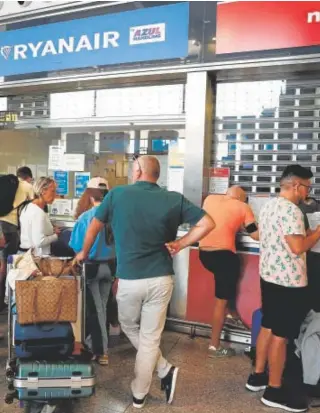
[[4, 391, 16, 404], [7, 382, 14, 391]]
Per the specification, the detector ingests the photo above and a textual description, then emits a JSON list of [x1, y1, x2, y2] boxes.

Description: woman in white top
[[19, 177, 60, 256]]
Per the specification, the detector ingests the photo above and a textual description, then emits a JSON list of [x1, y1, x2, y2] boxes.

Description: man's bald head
[[132, 155, 160, 183], [227, 185, 247, 202]]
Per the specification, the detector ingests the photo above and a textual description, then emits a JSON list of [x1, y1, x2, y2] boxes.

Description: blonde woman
[[19, 177, 60, 256]]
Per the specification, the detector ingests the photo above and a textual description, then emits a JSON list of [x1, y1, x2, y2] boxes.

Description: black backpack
[[0, 175, 19, 218]]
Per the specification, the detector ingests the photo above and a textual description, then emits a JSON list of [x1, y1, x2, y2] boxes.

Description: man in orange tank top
[[200, 186, 259, 357]]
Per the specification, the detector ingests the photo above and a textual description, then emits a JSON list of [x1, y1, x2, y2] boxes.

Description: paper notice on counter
[[209, 167, 230, 194], [307, 212, 320, 253], [51, 199, 72, 216]]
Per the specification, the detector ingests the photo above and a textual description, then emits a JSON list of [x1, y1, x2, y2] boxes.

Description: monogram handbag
[[15, 272, 78, 325]]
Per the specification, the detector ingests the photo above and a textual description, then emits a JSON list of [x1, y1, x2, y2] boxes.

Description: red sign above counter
[[216, 1, 320, 54]]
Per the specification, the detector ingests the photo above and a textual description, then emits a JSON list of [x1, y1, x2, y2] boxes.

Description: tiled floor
[[0, 314, 286, 413]]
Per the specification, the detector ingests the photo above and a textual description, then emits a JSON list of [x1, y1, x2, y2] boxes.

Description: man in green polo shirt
[[76, 155, 214, 409]]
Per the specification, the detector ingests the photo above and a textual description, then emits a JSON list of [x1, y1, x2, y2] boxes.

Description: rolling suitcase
[[14, 321, 74, 359], [12, 303, 75, 359], [14, 360, 95, 401]]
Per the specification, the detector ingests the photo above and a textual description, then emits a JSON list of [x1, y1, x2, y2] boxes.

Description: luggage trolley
[[4, 256, 96, 413]]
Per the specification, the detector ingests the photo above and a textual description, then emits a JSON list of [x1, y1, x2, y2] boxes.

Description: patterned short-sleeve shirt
[[259, 197, 307, 288]]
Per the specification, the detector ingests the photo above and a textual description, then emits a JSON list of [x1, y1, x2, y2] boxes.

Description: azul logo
[[129, 23, 165, 45], [0, 31, 120, 61]]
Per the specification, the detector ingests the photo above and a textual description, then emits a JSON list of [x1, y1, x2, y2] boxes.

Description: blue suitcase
[[251, 308, 263, 347], [14, 361, 95, 401], [14, 321, 74, 359]]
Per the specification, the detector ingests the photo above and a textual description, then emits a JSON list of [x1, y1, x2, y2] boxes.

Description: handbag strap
[[38, 257, 74, 278], [42, 258, 52, 276], [56, 261, 78, 281]]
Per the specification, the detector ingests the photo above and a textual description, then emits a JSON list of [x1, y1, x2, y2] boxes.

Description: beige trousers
[[117, 276, 173, 399]]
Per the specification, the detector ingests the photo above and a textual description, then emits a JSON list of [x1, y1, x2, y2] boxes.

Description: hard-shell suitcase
[[14, 321, 74, 359], [14, 361, 95, 401]]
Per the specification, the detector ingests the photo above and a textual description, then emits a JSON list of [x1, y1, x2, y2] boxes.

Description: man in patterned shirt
[[246, 165, 320, 412]]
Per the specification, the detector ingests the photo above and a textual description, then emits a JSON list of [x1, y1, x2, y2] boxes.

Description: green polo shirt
[[95, 181, 205, 280]]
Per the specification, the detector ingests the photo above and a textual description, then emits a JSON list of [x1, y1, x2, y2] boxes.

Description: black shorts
[[0, 221, 19, 260], [199, 250, 240, 300], [261, 278, 308, 340]]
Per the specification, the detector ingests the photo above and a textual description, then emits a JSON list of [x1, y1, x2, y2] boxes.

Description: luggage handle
[[22, 341, 69, 353], [36, 325, 55, 332]]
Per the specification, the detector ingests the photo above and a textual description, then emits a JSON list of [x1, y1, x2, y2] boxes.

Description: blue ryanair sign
[[0, 3, 189, 77]]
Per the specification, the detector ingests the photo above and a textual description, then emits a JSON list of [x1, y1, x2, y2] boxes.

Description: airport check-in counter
[[51, 216, 75, 230], [167, 230, 260, 344]]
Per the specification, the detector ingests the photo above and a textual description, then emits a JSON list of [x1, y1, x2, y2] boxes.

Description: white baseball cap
[[87, 177, 109, 189]]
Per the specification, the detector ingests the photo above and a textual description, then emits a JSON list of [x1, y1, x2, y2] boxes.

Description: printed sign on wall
[[0, 3, 189, 76], [53, 171, 69, 196], [48, 146, 64, 171], [209, 167, 230, 194], [75, 172, 90, 198]]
